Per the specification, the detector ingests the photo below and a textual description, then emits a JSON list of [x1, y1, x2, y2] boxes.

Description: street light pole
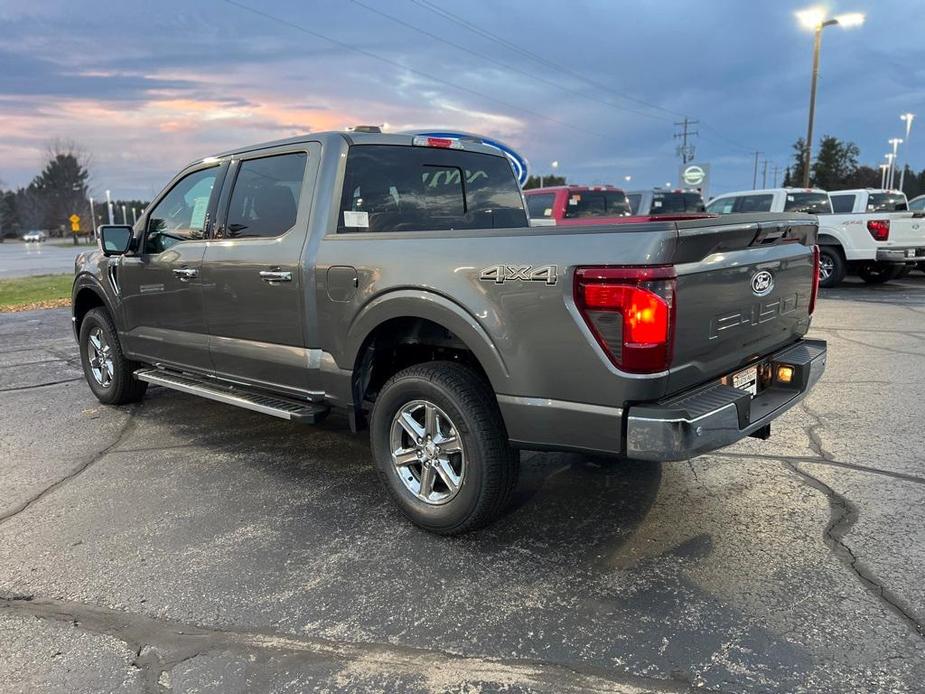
[[803, 22, 827, 188], [888, 138, 903, 189], [105, 189, 114, 225], [899, 113, 915, 193], [879, 164, 889, 189], [797, 9, 865, 188]]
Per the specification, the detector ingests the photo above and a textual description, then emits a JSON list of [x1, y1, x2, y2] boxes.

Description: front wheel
[[79, 308, 147, 405], [857, 262, 900, 284], [370, 361, 518, 535]]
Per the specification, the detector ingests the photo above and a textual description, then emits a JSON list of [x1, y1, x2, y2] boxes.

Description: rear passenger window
[[830, 194, 855, 213], [706, 197, 735, 214], [338, 145, 527, 232], [224, 152, 306, 239], [526, 193, 556, 219], [734, 194, 773, 213]]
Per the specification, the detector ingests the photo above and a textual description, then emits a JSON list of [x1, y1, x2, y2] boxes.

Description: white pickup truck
[[706, 187, 925, 287]]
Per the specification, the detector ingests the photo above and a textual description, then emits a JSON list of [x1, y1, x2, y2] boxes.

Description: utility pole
[[770, 164, 782, 187], [762, 160, 769, 188], [752, 151, 762, 188], [674, 117, 699, 164]]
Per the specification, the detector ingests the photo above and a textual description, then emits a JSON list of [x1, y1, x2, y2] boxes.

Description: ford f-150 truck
[[706, 187, 925, 287], [73, 130, 826, 534]]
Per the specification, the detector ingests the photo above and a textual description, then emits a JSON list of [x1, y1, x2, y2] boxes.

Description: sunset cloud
[[1, 0, 923, 199]]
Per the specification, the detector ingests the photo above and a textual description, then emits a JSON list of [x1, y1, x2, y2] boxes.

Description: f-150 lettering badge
[[479, 264, 558, 285]]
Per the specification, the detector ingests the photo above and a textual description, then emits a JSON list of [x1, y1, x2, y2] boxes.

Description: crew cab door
[[202, 144, 320, 398], [119, 163, 226, 371]]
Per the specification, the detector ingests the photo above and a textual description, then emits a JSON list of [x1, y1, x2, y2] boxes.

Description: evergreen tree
[[811, 135, 859, 190]]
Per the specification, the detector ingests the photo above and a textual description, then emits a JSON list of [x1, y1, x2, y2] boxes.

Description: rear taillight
[[867, 219, 890, 241], [809, 245, 820, 315], [574, 266, 676, 373]]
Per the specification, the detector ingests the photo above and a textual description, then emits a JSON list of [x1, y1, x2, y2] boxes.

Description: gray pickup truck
[[72, 130, 827, 534]]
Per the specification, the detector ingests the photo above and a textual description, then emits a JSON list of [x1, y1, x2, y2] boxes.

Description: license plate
[[732, 365, 759, 397], [907, 249, 917, 258]]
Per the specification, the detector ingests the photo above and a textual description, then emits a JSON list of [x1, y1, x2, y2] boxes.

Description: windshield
[[784, 192, 832, 214], [650, 191, 705, 215], [866, 193, 907, 212], [563, 190, 631, 218]]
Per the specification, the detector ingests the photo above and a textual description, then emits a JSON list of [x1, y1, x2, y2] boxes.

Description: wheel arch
[[344, 290, 510, 416], [72, 275, 116, 338]]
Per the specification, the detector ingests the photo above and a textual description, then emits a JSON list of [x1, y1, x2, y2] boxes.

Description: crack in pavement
[[0, 377, 83, 393], [0, 595, 706, 694], [779, 402, 925, 640], [826, 329, 925, 359], [0, 405, 138, 527], [783, 461, 924, 640], [713, 452, 925, 486]]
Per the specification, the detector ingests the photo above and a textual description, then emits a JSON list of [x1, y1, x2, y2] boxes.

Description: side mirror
[[99, 225, 134, 256]]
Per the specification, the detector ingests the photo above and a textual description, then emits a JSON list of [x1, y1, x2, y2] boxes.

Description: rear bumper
[[876, 247, 925, 263], [625, 339, 827, 461]]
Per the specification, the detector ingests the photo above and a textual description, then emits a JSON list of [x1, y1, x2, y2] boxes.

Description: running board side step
[[135, 368, 329, 423]]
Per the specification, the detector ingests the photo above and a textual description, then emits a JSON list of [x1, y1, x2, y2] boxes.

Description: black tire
[[817, 246, 846, 288], [78, 307, 147, 405], [857, 262, 900, 284], [370, 361, 518, 535]]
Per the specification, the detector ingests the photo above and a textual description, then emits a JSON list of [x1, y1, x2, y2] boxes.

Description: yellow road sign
[[69, 214, 81, 232]]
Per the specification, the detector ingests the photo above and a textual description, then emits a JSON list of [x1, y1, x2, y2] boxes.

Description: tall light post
[[888, 138, 903, 189], [899, 113, 915, 192], [105, 189, 114, 225], [885, 153, 896, 189], [879, 163, 890, 189], [796, 8, 865, 187]]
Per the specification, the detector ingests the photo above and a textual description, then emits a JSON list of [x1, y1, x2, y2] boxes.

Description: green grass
[[0, 274, 72, 311]]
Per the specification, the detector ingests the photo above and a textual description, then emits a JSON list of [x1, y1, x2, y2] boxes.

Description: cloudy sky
[[1, 0, 923, 200]]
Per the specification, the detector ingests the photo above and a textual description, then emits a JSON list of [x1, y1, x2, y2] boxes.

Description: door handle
[[259, 270, 292, 283], [172, 267, 199, 281]]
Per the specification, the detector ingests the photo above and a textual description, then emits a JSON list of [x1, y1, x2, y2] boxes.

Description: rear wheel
[[79, 308, 147, 405], [370, 361, 518, 535], [817, 246, 846, 288], [857, 262, 900, 284]]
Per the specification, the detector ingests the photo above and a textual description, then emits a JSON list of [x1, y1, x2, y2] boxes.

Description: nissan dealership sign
[[679, 163, 710, 197]]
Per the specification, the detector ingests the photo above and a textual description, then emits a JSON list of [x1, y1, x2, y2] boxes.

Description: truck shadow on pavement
[[132, 386, 664, 555]]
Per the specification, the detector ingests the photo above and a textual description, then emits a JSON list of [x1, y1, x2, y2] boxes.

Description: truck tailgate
[[666, 215, 817, 394], [884, 213, 925, 246]]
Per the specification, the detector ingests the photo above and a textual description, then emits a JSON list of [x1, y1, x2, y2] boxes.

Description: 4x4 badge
[[480, 264, 558, 285], [751, 270, 774, 296]]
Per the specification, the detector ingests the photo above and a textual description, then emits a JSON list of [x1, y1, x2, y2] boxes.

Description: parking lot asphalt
[[1, 277, 924, 693], [0, 241, 89, 278]]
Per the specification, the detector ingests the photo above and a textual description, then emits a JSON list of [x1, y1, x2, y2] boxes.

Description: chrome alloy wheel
[[819, 253, 834, 281], [389, 400, 465, 505], [87, 327, 114, 387]]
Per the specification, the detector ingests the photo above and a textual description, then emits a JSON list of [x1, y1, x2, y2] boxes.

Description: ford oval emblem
[[751, 270, 774, 296]]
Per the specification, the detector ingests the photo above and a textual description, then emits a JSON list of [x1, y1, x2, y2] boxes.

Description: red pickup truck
[[524, 185, 710, 225]]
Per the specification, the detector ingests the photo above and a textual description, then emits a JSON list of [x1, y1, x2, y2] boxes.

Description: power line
[[220, 0, 614, 141], [409, 0, 684, 121], [350, 0, 672, 124], [410, 0, 760, 156]]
